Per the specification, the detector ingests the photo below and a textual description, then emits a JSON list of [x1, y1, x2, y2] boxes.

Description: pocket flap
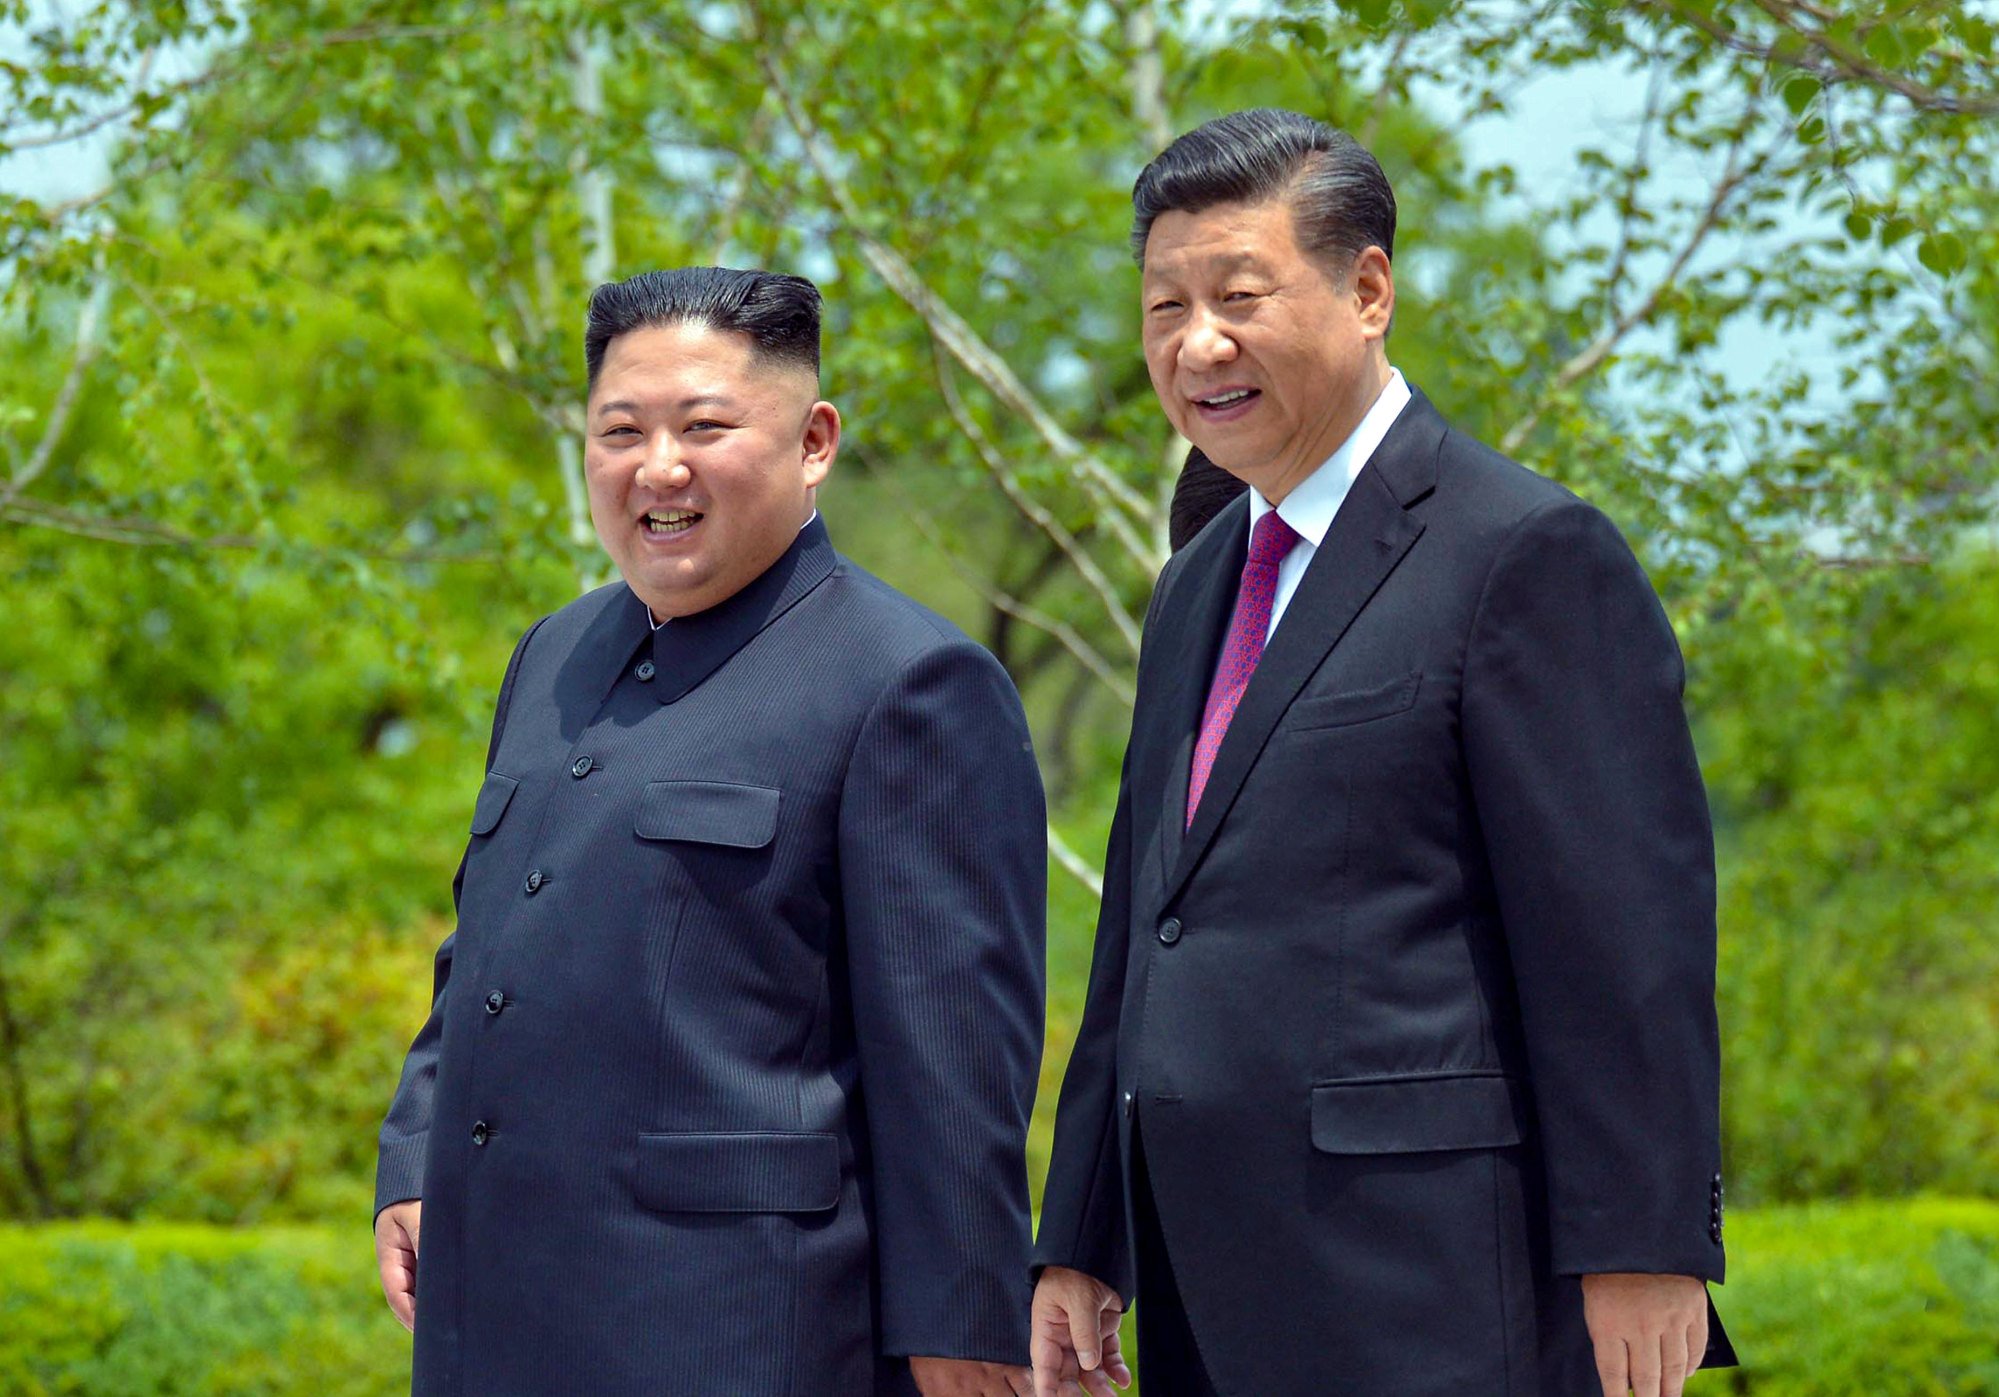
[[1311, 1072, 1528, 1154], [469, 772, 519, 835], [635, 781, 780, 848], [1289, 671, 1422, 731], [633, 1131, 840, 1213]]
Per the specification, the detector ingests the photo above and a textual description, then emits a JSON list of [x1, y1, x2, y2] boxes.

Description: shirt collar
[[648, 509, 820, 630], [1246, 368, 1411, 548]]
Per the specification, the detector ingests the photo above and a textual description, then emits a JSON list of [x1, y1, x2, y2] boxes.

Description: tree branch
[[1125, 0, 1174, 152], [0, 961, 53, 1217], [1501, 138, 1758, 456], [747, 27, 1165, 576], [4, 272, 111, 507], [1646, 0, 1999, 116], [1047, 825, 1106, 900], [1599, 50, 1671, 318], [929, 338, 1143, 657], [0, 497, 503, 563], [862, 456, 1138, 708]]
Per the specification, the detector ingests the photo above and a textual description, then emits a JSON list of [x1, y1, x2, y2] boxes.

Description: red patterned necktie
[[1187, 510, 1302, 828]]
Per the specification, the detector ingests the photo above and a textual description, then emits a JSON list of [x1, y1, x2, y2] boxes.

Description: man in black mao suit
[[374, 268, 1043, 1397], [1031, 111, 1736, 1397]]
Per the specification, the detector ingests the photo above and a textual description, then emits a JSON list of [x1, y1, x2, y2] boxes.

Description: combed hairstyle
[[584, 266, 822, 387], [1130, 108, 1396, 275]]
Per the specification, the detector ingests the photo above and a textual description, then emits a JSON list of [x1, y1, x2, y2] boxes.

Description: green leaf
[[1864, 24, 1907, 70], [1781, 74, 1821, 115], [1917, 233, 1966, 277]]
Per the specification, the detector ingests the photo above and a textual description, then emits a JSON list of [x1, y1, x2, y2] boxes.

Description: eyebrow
[[593, 393, 738, 418], [1145, 250, 1271, 285]]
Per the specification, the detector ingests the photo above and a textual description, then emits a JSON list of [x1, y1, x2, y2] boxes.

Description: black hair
[[1169, 446, 1249, 552], [584, 266, 821, 386], [1130, 108, 1396, 273]]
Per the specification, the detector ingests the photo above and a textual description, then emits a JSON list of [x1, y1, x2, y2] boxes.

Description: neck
[[1252, 356, 1392, 506]]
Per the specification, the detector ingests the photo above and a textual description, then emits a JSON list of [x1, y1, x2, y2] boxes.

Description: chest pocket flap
[[1288, 670, 1422, 732], [636, 780, 781, 849], [469, 772, 519, 835]]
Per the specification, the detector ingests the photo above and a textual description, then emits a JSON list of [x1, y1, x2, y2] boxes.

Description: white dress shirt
[[1245, 368, 1411, 641]]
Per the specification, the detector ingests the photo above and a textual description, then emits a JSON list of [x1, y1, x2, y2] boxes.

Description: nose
[[1179, 306, 1238, 373], [637, 434, 692, 491]]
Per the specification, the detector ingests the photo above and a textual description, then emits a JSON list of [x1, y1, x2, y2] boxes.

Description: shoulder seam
[[1458, 496, 1581, 685]]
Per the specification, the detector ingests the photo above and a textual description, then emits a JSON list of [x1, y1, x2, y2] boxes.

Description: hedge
[[0, 1222, 403, 1396], [2, 1198, 1994, 1395]]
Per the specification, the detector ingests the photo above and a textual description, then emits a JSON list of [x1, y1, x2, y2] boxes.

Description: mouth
[[1190, 386, 1261, 421], [640, 508, 704, 538]]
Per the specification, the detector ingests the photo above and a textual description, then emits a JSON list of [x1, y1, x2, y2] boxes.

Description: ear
[[801, 401, 840, 489], [1351, 245, 1395, 340]]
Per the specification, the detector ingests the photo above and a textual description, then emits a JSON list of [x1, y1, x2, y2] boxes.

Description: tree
[[1, 0, 1993, 1216]]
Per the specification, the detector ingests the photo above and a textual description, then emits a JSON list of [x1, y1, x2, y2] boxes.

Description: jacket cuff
[[1549, 1189, 1728, 1283], [374, 1133, 429, 1222]]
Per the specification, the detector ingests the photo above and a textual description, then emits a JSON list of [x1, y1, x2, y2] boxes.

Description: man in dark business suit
[[373, 267, 1043, 1397], [1030, 111, 1735, 1397]]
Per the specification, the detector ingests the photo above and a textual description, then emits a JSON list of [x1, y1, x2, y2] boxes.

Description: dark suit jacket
[[377, 518, 1046, 1396], [1033, 390, 1733, 1394]]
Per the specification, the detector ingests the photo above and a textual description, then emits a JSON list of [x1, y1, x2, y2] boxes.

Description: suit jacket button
[[471, 1120, 490, 1146], [485, 991, 506, 1015], [1157, 918, 1182, 945], [570, 755, 594, 778], [634, 660, 656, 682], [524, 869, 544, 894]]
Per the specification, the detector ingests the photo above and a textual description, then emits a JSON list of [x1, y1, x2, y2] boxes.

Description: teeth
[[644, 510, 700, 533], [1200, 389, 1252, 406]]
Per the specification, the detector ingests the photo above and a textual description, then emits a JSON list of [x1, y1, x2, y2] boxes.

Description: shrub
[[0, 1222, 406, 1396], [2, 1199, 1994, 1395]]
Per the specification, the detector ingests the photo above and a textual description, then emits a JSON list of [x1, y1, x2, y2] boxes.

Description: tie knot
[[1247, 510, 1301, 569]]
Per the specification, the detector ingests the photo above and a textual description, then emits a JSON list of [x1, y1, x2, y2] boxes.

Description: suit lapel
[[1160, 390, 1445, 909]]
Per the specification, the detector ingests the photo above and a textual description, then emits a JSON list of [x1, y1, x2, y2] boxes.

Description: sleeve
[[1025, 764, 1138, 1302], [1028, 565, 1176, 1302], [838, 638, 1048, 1364], [372, 617, 544, 1223], [1461, 498, 1726, 1282]]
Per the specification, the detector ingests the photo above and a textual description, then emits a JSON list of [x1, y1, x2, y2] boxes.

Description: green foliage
[[1, 1202, 1993, 1394], [1689, 1199, 1999, 1395], [0, 0, 1994, 1242], [0, 1222, 405, 1396], [1702, 552, 1999, 1203]]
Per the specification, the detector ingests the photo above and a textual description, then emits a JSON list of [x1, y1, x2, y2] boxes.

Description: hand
[[908, 1356, 1032, 1396], [1030, 1266, 1131, 1397], [1581, 1272, 1709, 1397], [374, 1199, 422, 1332]]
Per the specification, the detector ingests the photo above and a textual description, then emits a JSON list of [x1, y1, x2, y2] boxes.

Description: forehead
[[590, 321, 768, 403], [1141, 199, 1306, 283]]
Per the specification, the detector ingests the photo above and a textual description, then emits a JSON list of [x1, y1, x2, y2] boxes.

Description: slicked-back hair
[[584, 267, 822, 388], [1131, 108, 1396, 276]]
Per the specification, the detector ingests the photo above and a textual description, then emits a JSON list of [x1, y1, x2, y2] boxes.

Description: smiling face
[[585, 321, 838, 620], [1140, 197, 1394, 504]]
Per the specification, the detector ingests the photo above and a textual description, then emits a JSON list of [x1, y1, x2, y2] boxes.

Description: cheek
[[583, 453, 625, 501]]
